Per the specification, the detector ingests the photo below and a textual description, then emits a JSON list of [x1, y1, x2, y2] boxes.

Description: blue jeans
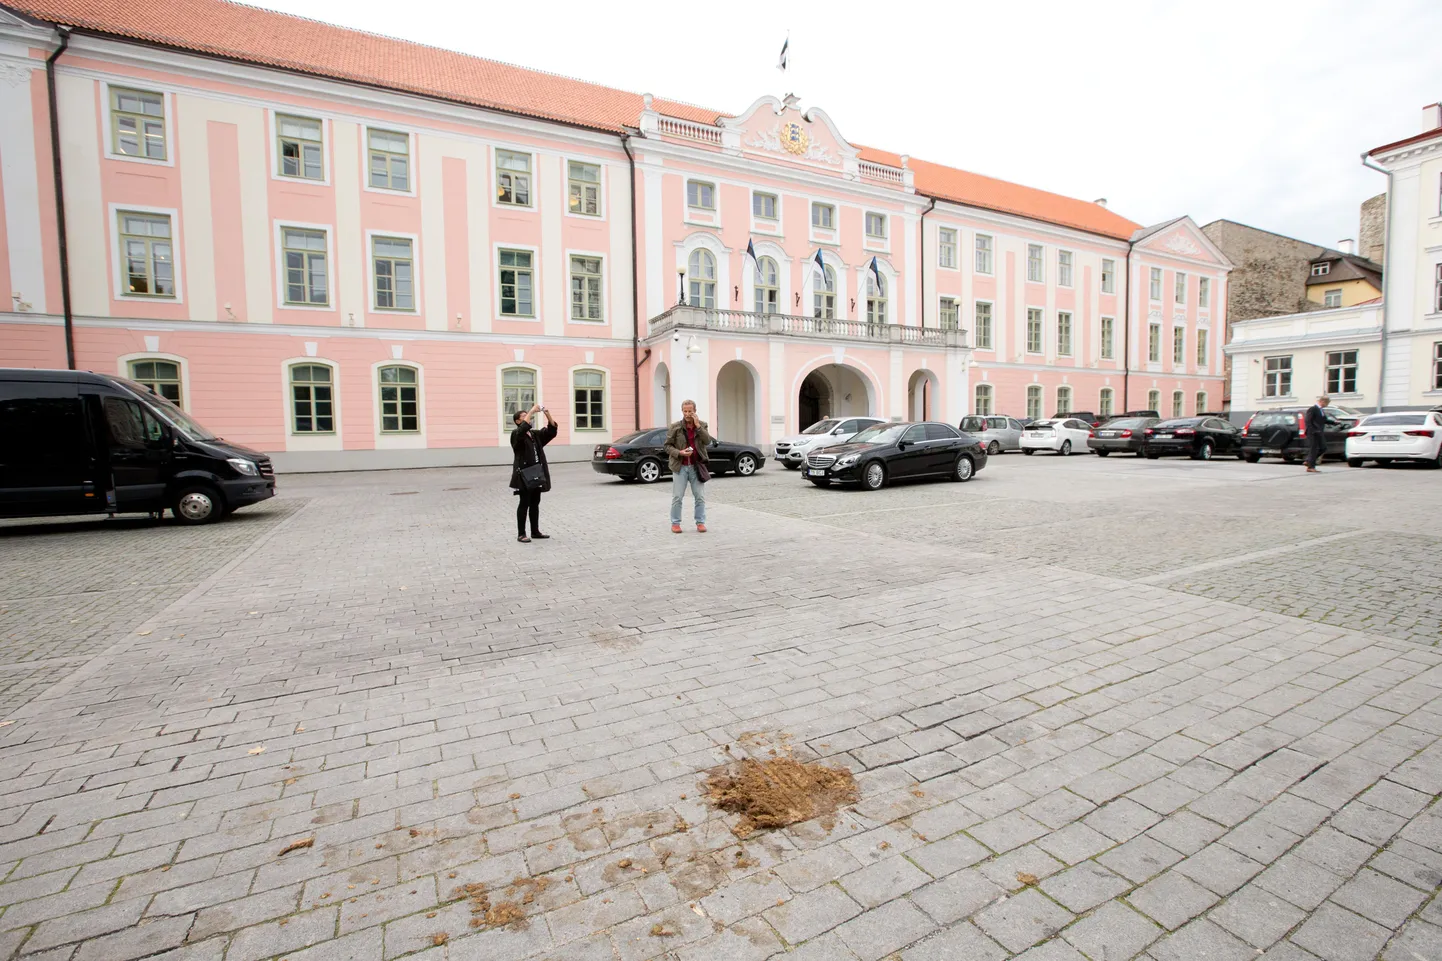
[[670, 465, 706, 525]]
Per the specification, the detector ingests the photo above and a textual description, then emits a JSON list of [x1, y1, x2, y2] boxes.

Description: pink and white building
[[0, 0, 1233, 470]]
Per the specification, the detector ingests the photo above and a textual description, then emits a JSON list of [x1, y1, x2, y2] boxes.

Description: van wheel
[[1348, 458, 1363, 468], [1095, 450, 1110, 457], [1244, 452, 1261, 463], [987, 441, 1000, 455], [172, 484, 224, 524], [1022, 449, 1035, 456]]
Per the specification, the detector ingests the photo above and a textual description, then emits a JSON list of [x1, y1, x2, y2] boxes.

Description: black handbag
[[519, 463, 546, 491]]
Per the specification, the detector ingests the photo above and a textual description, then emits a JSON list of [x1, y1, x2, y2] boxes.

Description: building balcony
[[646, 306, 968, 349]]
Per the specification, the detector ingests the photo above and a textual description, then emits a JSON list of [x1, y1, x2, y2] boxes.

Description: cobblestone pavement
[[0, 453, 1438, 961]]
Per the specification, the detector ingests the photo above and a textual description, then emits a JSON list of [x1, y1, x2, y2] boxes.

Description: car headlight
[[227, 457, 259, 477], [836, 454, 859, 468]]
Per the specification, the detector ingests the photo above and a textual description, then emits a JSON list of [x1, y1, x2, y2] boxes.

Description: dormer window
[[1311, 263, 1330, 276]]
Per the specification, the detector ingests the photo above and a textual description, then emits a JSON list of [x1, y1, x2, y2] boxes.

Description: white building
[[1224, 302, 1383, 413]]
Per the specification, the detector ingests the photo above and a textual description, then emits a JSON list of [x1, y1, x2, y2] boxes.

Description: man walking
[[665, 399, 711, 533], [1304, 394, 1329, 473]]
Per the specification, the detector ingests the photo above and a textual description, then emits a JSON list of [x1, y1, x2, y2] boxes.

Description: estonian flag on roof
[[777, 35, 789, 73]]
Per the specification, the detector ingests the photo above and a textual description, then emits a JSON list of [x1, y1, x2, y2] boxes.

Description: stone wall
[[1200, 220, 1325, 323], [1359, 193, 1387, 265]]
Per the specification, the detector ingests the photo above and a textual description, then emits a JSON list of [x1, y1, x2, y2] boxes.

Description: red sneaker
[[696, 523, 707, 533], [671, 523, 682, 533]]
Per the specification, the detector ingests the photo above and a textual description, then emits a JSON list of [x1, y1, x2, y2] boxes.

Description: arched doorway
[[908, 369, 940, 422], [653, 362, 671, 428], [716, 361, 758, 444], [798, 364, 872, 430], [798, 371, 832, 431]]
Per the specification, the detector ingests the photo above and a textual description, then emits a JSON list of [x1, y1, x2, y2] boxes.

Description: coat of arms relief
[[745, 121, 840, 166]]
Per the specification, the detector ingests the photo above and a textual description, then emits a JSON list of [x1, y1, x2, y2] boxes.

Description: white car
[[1345, 410, 1442, 468], [774, 416, 887, 470], [1020, 418, 1093, 456]]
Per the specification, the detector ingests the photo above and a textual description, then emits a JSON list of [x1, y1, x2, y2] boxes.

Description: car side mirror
[[832, 427, 845, 435]]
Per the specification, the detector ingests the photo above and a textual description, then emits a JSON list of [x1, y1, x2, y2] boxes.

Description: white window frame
[[270, 111, 329, 185], [1198, 277, 1210, 309], [102, 83, 174, 167], [1263, 355, 1293, 398], [937, 227, 957, 269], [1026, 244, 1045, 284], [1100, 316, 1115, 360], [1436, 264, 1442, 312], [865, 271, 888, 325], [493, 147, 534, 209], [1057, 250, 1073, 288], [570, 366, 609, 432], [1173, 326, 1185, 367], [754, 255, 781, 315], [1056, 385, 1072, 415], [120, 353, 189, 409], [1099, 387, 1114, 418], [1195, 391, 1207, 415], [1026, 308, 1044, 354], [1147, 389, 1160, 412], [1148, 322, 1162, 363], [366, 229, 420, 313], [688, 247, 719, 309], [974, 301, 993, 349], [111, 203, 184, 303], [687, 179, 717, 211], [1196, 328, 1209, 369], [1325, 349, 1359, 395], [568, 250, 606, 324], [864, 211, 890, 253], [1311, 263, 1330, 277], [974, 383, 994, 416], [375, 362, 423, 436], [498, 363, 542, 435], [752, 190, 779, 222], [1433, 342, 1442, 390], [811, 201, 836, 232], [1149, 267, 1162, 302], [565, 158, 604, 219], [364, 126, 415, 196], [1324, 289, 1342, 308], [938, 296, 959, 330], [1174, 271, 1187, 305], [273, 221, 333, 312], [1172, 390, 1184, 418], [1057, 311, 1073, 356], [864, 211, 888, 240], [975, 234, 994, 275], [495, 242, 540, 320], [287, 359, 340, 436], [1100, 258, 1115, 294], [1026, 385, 1043, 420]]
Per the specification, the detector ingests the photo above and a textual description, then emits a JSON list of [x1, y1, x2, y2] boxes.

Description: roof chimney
[[1338, 238, 1355, 255], [1093, 198, 1108, 208], [1424, 103, 1442, 131]]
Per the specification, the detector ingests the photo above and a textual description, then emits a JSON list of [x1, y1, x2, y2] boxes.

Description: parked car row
[[802, 421, 987, 489], [592, 429, 766, 482]]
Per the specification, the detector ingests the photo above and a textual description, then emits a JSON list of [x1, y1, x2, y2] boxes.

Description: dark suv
[[1240, 406, 1360, 464], [1057, 410, 1102, 428]]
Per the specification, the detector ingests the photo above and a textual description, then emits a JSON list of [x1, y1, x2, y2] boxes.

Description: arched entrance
[[908, 369, 940, 422], [716, 360, 759, 444], [798, 364, 872, 430], [653, 362, 671, 428]]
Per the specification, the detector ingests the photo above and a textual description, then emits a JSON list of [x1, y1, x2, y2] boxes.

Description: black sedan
[[802, 421, 986, 490], [1143, 416, 1246, 460], [1088, 416, 1159, 456], [592, 428, 765, 483]]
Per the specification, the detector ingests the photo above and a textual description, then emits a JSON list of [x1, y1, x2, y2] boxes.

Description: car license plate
[[807, 469, 826, 477], [1261, 448, 1280, 454], [1100, 431, 1116, 437], [1373, 434, 1399, 442], [592, 451, 603, 459]]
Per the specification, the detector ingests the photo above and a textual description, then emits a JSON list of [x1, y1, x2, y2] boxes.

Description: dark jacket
[[664, 418, 712, 473], [1304, 405, 1327, 436], [509, 419, 558, 492]]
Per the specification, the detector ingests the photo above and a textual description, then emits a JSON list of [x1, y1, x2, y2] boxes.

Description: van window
[[959, 417, 987, 432], [0, 393, 89, 482], [105, 397, 164, 450]]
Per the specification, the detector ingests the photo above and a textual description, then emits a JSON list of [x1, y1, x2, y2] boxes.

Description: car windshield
[[1156, 418, 1201, 428], [1028, 420, 1061, 428], [849, 424, 908, 445], [959, 417, 988, 432], [1250, 413, 1298, 428], [1359, 413, 1427, 427], [802, 419, 841, 435], [1101, 418, 1146, 429], [123, 379, 219, 440]]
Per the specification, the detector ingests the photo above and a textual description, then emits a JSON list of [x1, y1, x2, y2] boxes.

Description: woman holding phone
[[509, 403, 557, 542]]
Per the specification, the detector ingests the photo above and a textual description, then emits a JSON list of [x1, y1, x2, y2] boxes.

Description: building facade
[[1224, 303, 1384, 418], [0, 0, 1230, 471]]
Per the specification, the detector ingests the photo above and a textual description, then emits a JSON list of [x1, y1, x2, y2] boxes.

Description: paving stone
[[762, 884, 862, 944], [1290, 903, 1391, 961], [1328, 867, 1428, 929], [834, 899, 937, 961], [901, 921, 1007, 961], [907, 834, 989, 878], [1381, 919, 1442, 961], [1062, 899, 1162, 960], [1150, 917, 1257, 961], [974, 889, 1074, 953], [1039, 861, 1131, 913], [1036, 821, 1114, 865], [1173, 843, 1265, 895], [1100, 834, 1185, 883], [1255, 855, 1346, 911], [1127, 870, 1221, 930], [909, 869, 1005, 925], [1209, 882, 1307, 948], [837, 857, 930, 909]]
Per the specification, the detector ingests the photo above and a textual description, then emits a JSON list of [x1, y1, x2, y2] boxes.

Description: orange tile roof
[[8, 0, 1142, 239]]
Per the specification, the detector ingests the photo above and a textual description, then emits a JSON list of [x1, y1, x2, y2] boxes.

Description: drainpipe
[[917, 197, 936, 327], [622, 133, 642, 429], [1361, 150, 1392, 413], [46, 28, 75, 370], [1122, 239, 1134, 411]]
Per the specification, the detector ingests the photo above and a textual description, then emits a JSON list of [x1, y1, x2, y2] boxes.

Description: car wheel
[[1282, 454, 1297, 465], [783, 461, 800, 471], [1348, 458, 1364, 468], [987, 441, 1000, 455], [953, 454, 974, 482], [1194, 441, 1214, 461], [862, 461, 887, 491], [1431, 451, 1442, 470], [1060, 440, 1072, 456], [1023, 449, 1035, 456], [808, 479, 831, 487], [1243, 452, 1261, 463], [735, 453, 758, 476], [172, 484, 224, 525], [1095, 450, 1110, 458], [636, 458, 662, 484], [1145, 452, 1160, 460]]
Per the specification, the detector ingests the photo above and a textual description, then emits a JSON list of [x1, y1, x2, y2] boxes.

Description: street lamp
[[677, 267, 687, 306]]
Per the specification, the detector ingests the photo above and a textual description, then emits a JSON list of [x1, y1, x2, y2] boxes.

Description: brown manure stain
[[454, 877, 549, 930], [704, 756, 859, 838]]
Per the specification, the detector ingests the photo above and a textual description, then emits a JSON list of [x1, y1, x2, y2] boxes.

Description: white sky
[[260, 0, 1440, 249]]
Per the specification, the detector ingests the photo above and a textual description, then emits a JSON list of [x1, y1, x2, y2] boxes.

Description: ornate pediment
[[721, 96, 860, 173], [1136, 217, 1233, 268]]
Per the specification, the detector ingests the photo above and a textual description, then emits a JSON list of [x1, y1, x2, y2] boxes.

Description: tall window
[[568, 161, 601, 216], [496, 150, 532, 206], [1057, 250, 1073, 288], [975, 234, 993, 274], [939, 297, 959, 330], [1056, 386, 1072, 415], [1147, 389, 1160, 412], [1436, 264, 1442, 311], [752, 192, 778, 220], [378, 365, 419, 433], [754, 256, 779, 314], [1057, 312, 1073, 356], [1434, 342, 1442, 390], [1324, 289, 1342, 308], [1174, 272, 1187, 305], [1101, 259, 1115, 294], [814, 264, 836, 319], [1173, 326, 1185, 366], [368, 129, 409, 190], [129, 359, 182, 406], [1099, 387, 1114, 418], [1199, 277, 1210, 308], [974, 383, 993, 415], [573, 370, 605, 430], [865, 212, 887, 240], [812, 202, 834, 229], [1325, 350, 1357, 394], [1149, 268, 1162, 301], [110, 87, 166, 160], [372, 236, 414, 310], [1027, 244, 1044, 283], [1026, 385, 1042, 420], [1100, 317, 1115, 359], [277, 115, 323, 180], [688, 249, 717, 308], [867, 273, 887, 324], [1264, 356, 1292, 397], [501, 368, 536, 431], [1026, 308, 1043, 353], [570, 255, 603, 322], [118, 212, 175, 298], [499, 249, 535, 316], [686, 180, 715, 210], [1195, 391, 1207, 415], [938, 228, 957, 268], [1148, 323, 1161, 363], [1172, 391, 1184, 417], [289, 364, 334, 433], [282, 227, 328, 306], [974, 302, 992, 347], [1196, 329, 1208, 367]]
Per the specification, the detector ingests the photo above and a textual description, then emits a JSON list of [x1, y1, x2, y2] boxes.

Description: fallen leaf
[[1016, 872, 1039, 886], [617, 858, 632, 869], [278, 837, 314, 856], [509, 793, 520, 800], [296, 724, 305, 732], [650, 923, 675, 937], [136, 630, 151, 636], [431, 932, 448, 946], [690, 903, 705, 917], [0, 720, 14, 728], [248, 745, 266, 755]]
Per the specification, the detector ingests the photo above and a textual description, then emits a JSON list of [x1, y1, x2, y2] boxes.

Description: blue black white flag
[[868, 256, 882, 288], [777, 35, 789, 73], [813, 249, 826, 278], [745, 238, 759, 269]]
